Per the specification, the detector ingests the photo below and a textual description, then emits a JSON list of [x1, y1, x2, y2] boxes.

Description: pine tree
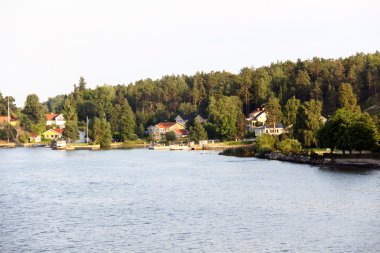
[[283, 96, 300, 127], [189, 120, 208, 142], [265, 96, 282, 128], [338, 83, 360, 112], [294, 99, 322, 147]]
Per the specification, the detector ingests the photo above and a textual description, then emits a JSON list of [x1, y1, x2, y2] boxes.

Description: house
[[254, 124, 286, 137], [175, 115, 189, 125], [29, 134, 41, 143], [175, 114, 207, 125], [148, 122, 189, 140], [0, 115, 18, 126], [246, 109, 267, 132], [45, 114, 66, 128], [194, 114, 207, 123], [42, 129, 64, 140]]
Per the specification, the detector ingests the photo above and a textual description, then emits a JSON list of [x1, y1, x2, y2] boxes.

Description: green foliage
[[189, 120, 208, 142], [277, 139, 302, 155], [22, 94, 45, 133], [0, 122, 17, 141], [166, 131, 177, 143], [256, 134, 277, 153], [265, 96, 282, 128], [93, 117, 112, 148], [318, 109, 379, 153], [338, 83, 360, 112], [110, 94, 136, 141], [294, 99, 322, 147], [18, 132, 31, 143], [0, 93, 18, 115], [7, 52, 380, 145], [283, 96, 300, 127], [207, 95, 244, 140], [63, 94, 78, 122], [63, 121, 79, 141]]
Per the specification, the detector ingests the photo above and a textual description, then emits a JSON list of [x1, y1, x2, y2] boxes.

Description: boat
[[51, 139, 67, 150]]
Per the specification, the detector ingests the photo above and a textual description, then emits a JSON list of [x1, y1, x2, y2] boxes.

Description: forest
[[1, 52, 380, 149]]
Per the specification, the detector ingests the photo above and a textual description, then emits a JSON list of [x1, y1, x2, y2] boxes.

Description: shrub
[[277, 139, 302, 155], [19, 133, 31, 143], [256, 134, 278, 153]]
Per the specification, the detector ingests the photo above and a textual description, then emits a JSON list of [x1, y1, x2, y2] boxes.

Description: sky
[[0, 0, 379, 107]]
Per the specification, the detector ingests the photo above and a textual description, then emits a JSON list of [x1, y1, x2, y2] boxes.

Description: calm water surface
[[0, 148, 379, 252]]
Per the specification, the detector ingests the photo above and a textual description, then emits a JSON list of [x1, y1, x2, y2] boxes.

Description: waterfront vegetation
[[1, 52, 380, 151]]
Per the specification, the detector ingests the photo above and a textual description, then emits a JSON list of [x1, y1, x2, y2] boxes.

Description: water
[[1, 148, 379, 252]]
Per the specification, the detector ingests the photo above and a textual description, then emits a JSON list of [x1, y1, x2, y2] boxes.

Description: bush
[[223, 145, 256, 157], [277, 139, 302, 155], [19, 133, 31, 143], [256, 134, 277, 153]]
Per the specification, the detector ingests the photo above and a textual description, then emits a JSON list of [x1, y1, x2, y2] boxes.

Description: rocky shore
[[222, 146, 380, 170], [263, 151, 323, 165]]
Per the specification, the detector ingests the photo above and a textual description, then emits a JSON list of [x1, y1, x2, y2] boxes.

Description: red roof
[[156, 122, 177, 129], [0, 116, 15, 122], [174, 129, 189, 135], [45, 114, 59, 120], [51, 129, 64, 134], [31, 134, 40, 138]]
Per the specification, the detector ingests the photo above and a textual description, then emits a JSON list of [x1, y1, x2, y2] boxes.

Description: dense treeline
[[1, 52, 380, 148]]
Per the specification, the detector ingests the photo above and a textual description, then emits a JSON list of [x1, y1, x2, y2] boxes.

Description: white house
[[45, 114, 66, 129], [254, 123, 287, 137], [29, 134, 41, 143], [246, 109, 267, 132]]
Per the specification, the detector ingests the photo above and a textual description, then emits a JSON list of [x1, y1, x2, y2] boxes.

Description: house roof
[[174, 129, 189, 135], [0, 115, 16, 122], [43, 128, 64, 134], [52, 129, 64, 134], [30, 134, 40, 138], [253, 111, 265, 120], [45, 114, 60, 120], [156, 122, 177, 129]]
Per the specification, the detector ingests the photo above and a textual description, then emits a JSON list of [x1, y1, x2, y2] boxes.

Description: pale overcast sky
[[0, 0, 379, 106]]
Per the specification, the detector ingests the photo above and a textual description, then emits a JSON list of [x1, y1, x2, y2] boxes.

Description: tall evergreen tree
[[294, 99, 322, 147], [189, 120, 208, 142], [283, 96, 300, 127], [22, 94, 45, 133], [265, 96, 282, 128], [338, 83, 360, 112]]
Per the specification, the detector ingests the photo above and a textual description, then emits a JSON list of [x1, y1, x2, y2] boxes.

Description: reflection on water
[[1, 148, 380, 252]]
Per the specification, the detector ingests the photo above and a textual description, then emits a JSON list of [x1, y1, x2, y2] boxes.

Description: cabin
[[42, 129, 64, 140], [45, 114, 66, 129], [148, 122, 189, 140], [254, 124, 286, 137], [29, 134, 41, 143]]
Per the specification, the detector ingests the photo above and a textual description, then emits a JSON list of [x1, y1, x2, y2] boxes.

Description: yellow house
[[42, 129, 64, 140]]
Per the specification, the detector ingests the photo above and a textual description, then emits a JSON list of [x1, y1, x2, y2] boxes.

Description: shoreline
[[221, 146, 380, 170]]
